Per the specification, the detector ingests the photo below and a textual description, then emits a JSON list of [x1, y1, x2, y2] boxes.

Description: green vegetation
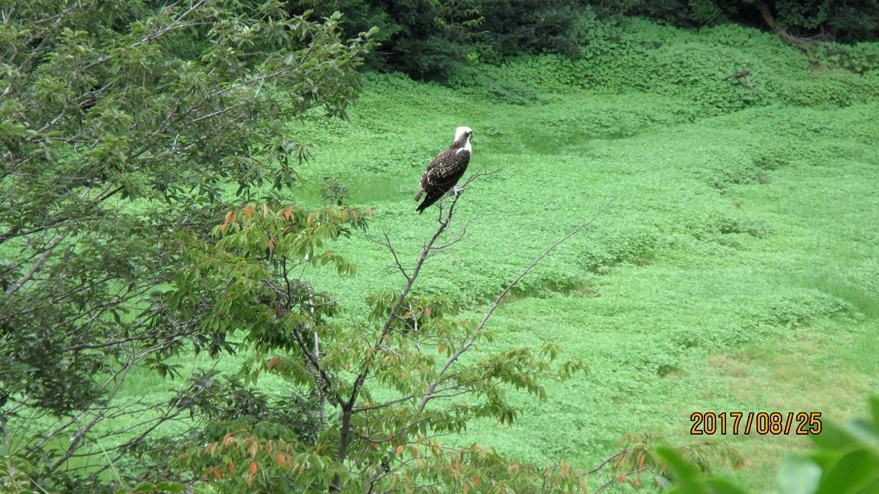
[[278, 18, 879, 490], [289, 0, 879, 81], [2, 1, 878, 493]]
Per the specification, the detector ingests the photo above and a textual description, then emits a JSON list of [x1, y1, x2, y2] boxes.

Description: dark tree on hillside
[[289, 0, 879, 81], [601, 0, 879, 42]]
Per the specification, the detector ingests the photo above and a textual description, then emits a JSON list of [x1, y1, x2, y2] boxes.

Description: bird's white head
[[453, 126, 473, 154], [454, 126, 473, 143]]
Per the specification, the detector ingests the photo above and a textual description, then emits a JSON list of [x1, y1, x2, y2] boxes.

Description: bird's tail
[[416, 189, 443, 214]]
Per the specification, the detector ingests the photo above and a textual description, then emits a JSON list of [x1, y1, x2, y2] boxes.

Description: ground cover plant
[[279, 17, 879, 491], [2, 2, 878, 493]]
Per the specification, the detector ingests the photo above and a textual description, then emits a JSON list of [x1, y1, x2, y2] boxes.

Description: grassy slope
[[282, 18, 879, 491]]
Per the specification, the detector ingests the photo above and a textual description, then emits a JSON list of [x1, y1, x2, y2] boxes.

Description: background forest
[[1, 0, 878, 493]]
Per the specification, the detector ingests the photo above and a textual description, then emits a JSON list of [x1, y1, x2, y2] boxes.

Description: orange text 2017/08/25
[[689, 412, 822, 435]]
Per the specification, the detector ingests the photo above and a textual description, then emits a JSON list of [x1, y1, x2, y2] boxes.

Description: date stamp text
[[690, 412, 822, 435]]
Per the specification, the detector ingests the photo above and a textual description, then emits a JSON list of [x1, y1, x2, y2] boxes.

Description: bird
[[415, 126, 473, 214]]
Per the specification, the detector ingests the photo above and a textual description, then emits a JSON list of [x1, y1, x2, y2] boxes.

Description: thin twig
[[334, 168, 496, 470], [365, 231, 411, 280], [594, 467, 648, 493], [418, 198, 615, 413]]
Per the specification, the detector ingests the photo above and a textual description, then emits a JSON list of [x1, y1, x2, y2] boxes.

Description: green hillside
[[282, 19, 879, 490]]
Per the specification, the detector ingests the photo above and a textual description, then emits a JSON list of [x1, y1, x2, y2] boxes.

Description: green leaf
[[702, 479, 748, 494], [850, 477, 879, 494], [815, 448, 879, 494], [654, 446, 701, 482], [846, 418, 879, 447], [133, 481, 155, 492], [811, 421, 862, 452], [778, 455, 821, 494], [870, 395, 879, 432], [155, 481, 186, 492]]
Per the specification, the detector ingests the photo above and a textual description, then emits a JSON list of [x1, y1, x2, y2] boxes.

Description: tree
[[599, 0, 879, 43], [0, 0, 374, 490], [160, 177, 608, 492]]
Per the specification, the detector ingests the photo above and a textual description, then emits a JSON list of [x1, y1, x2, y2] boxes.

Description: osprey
[[415, 126, 473, 213]]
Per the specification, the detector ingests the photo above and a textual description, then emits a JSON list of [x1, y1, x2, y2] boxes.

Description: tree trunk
[[754, 1, 806, 49]]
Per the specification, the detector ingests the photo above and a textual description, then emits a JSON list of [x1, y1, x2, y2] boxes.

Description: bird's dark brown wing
[[416, 148, 470, 213]]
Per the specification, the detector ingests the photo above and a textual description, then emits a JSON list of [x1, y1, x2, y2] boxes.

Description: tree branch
[[418, 198, 615, 413], [334, 169, 493, 470], [5, 229, 68, 295]]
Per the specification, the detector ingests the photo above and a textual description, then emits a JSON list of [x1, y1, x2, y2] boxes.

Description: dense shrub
[[285, 0, 879, 82], [288, 0, 484, 80], [599, 0, 879, 42]]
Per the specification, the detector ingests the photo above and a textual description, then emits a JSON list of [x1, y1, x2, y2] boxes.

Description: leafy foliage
[[155, 193, 596, 492], [285, 0, 879, 81], [0, 0, 374, 490], [290, 0, 593, 81], [777, 396, 879, 494], [597, 0, 879, 43]]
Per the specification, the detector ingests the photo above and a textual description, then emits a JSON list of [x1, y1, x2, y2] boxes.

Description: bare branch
[[334, 168, 497, 470], [418, 198, 615, 412], [365, 231, 411, 280], [593, 467, 648, 493], [48, 360, 136, 472]]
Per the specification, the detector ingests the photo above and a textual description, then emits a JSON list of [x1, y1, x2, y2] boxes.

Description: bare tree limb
[[418, 198, 615, 413], [334, 168, 495, 470]]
